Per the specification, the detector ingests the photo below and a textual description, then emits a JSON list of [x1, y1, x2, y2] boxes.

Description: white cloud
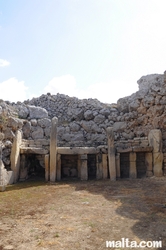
[[43, 75, 78, 97], [44, 75, 139, 104], [0, 59, 10, 67], [0, 78, 28, 102]]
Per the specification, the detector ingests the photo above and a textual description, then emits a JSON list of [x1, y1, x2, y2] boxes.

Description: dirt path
[[0, 177, 166, 250]]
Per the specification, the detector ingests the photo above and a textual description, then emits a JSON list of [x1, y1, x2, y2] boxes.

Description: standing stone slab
[[145, 152, 153, 177], [56, 154, 61, 181], [45, 154, 50, 181], [102, 154, 108, 179], [96, 153, 103, 180], [106, 127, 116, 181], [50, 117, 58, 182], [153, 152, 163, 177], [19, 155, 28, 181], [80, 154, 88, 180], [77, 155, 81, 179], [10, 130, 22, 183], [148, 129, 163, 177], [116, 153, 120, 178], [129, 152, 137, 179]]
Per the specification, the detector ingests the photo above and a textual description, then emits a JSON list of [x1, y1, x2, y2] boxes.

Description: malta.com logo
[[106, 238, 162, 248]]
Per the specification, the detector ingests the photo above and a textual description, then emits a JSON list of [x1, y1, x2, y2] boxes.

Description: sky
[[0, 0, 166, 103]]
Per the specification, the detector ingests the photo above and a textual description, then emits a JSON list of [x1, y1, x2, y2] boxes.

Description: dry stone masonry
[[0, 71, 166, 188]]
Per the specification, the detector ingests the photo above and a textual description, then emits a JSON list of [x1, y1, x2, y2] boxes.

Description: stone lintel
[[57, 147, 99, 155], [20, 147, 48, 155], [117, 146, 152, 153], [133, 146, 153, 152]]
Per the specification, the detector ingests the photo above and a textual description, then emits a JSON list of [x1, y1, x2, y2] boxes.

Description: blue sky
[[0, 0, 166, 103]]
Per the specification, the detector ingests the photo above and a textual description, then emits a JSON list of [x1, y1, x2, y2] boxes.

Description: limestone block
[[18, 105, 29, 119], [113, 122, 127, 132], [10, 130, 22, 183], [84, 110, 94, 120], [0, 159, 9, 186], [148, 129, 162, 153], [116, 153, 120, 178], [31, 126, 44, 139], [20, 147, 48, 154], [7, 171, 14, 185], [80, 154, 88, 180], [56, 154, 61, 181], [8, 117, 23, 131], [80, 120, 100, 133], [0, 132, 4, 140], [22, 121, 31, 138], [106, 127, 116, 181], [50, 117, 58, 182], [4, 128, 15, 140], [102, 154, 108, 179], [45, 154, 50, 181], [44, 127, 51, 137], [38, 118, 51, 128], [145, 153, 153, 171], [96, 154, 102, 180], [28, 105, 48, 119], [94, 114, 105, 124], [19, 155, 28, 181], [69, 122, 80, 132], [100, 108, 110, 116], [153, 152, 163, 177], [30, 119, 37, 126]]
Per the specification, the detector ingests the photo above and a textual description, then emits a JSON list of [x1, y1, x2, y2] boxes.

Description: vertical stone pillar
[[56, 153, 61, 181], [77, 155, 81, 179], [10, 130, 22, 183], [50, 117, 58, 182], [80, 154, 88, 180], [19, 155, 28, 181], [129, 152, 137, 179], [116, 153, 121, 178], [45, 154, 50, 181], [148, 129, 163, 177], [96, 153, 103, 180], [106, 127, 116, 181], [102, 154, 108, 179], [145, 152, 153, 177]]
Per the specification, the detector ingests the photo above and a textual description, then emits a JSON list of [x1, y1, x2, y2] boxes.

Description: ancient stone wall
[[0, 72, 166, 176]]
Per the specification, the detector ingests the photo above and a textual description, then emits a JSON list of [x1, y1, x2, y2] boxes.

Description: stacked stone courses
[[0, 71, 166, 187]]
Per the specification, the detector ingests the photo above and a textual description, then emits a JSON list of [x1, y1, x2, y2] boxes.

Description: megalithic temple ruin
[[1, 72, 166, 188]]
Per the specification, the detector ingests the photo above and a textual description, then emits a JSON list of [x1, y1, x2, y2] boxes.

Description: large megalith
[[106, 127, 116, 181], [50, 117, 58, 182], [10, 130, 22, 183], [148, 129, 163, 177]]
